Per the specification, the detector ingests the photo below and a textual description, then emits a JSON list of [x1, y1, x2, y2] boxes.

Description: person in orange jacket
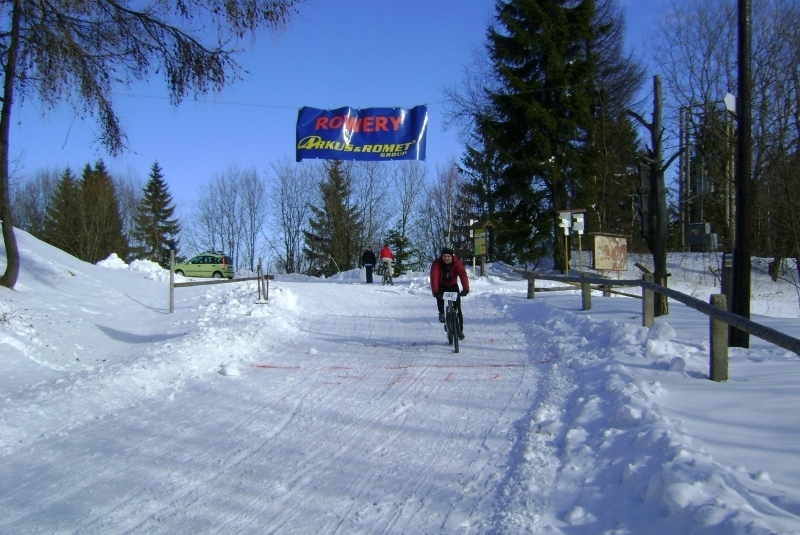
[[429, 246, 469, 340]]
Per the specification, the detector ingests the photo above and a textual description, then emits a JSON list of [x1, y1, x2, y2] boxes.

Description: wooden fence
[[518, 271, 800, 381]]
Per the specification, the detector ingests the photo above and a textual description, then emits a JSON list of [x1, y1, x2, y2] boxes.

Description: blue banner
[[296, 105, 427, 162]]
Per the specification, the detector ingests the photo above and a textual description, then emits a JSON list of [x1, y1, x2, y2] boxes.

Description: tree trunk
[[768, 257, 781, 282], [651, 76, 669, 316], [0, 0, 21, 289]]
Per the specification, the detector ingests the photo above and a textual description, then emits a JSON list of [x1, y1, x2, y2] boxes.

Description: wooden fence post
[[169, 250, 175, 314], [257, 259, 264, 301], [642, 273, 654, 327], [581, 277, 592, 310], [710, 294, 729, 381], [527, 276, 535, 299]]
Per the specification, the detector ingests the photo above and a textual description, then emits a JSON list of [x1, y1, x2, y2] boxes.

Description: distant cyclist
[[430, 246, 469, 340], [379, 243, 395, 283]]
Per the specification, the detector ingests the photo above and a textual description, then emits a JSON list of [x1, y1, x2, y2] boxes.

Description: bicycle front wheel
[[446, 310, 458, 351]]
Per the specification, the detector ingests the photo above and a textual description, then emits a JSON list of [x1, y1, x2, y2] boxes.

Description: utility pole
[[731, 0, 752, 347]]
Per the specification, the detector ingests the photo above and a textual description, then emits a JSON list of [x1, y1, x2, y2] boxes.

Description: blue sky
[[10, 0, 662, 207]]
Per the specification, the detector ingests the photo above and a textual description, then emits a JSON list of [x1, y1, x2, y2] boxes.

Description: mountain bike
[[443, 291, 461, 353], [381, 261, 393, 285]]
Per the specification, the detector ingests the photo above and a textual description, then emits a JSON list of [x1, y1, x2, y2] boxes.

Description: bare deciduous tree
[[188, 167, 261, 271], [238, 167, 269, 271], [267, 159, 315, 274], [114, 170, 144, 259], [10, 167, 60, 237], [350, 161, 392, 247], [184, 171, 235, 266], [392, 161, 428, 243], [654, 0, 800, 268], [416, 162, 465, 265], [652, 0, 738, 249]]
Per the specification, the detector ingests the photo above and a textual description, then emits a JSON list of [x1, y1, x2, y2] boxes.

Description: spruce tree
[[579, 0, 645, 244], [382, 230, 407, 275], [131, 162, 181, 266], [79, 161, 128, 263], [43, 168, 82, 258], [482, 0, 596, 270], [303, 161, 363, 277]]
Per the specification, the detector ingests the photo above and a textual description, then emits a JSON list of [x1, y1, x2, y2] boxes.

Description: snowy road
[[2, 275, 570, 534]]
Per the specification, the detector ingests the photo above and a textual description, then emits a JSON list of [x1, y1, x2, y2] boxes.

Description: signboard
[[296, 105, 427, 162], [558, 211, 572, 235], [592, 234, 627, 271], [474, 228, 486, 256], [572, 213, 584, 235]]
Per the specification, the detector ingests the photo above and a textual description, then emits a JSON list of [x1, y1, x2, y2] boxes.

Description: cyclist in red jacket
[[379, 243, 395, 284], [430, 246, 469, 340]]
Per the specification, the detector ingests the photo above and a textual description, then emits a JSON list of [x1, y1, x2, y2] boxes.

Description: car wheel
[[212, 271, 222, 279], [175, 269, 184, 276]]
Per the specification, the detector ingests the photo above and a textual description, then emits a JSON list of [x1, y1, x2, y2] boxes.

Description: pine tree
[[303, 161, 363, 277], [43, 168, 82, 258], [579, 0, 645, 242], [131, 162, 181, 266], [463, 0, 644, 268], [384, 230, 412, 276], [482, 0, 596, 270], [42, 162, 128, 263], [79, 161, 128, 263]]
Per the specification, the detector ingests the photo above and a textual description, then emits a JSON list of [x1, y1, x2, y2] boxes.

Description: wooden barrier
[[169, 252, 273, 313], [581, 278, 591, 311], [514, 268, 800, 380], [710, 294, 729, 381], [642, 273, 654, 328], [169, 274, 273, 313]]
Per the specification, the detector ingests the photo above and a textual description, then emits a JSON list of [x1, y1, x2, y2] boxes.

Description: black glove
[[460, 289, 469, 297]]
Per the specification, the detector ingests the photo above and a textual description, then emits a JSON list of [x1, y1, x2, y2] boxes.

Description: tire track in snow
[[253, 285, 455, 534]]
